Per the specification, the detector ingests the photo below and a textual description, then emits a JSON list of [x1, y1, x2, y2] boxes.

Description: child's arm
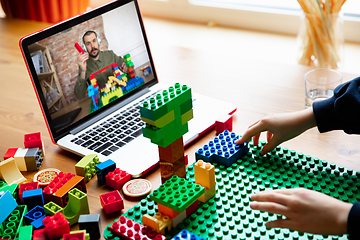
[[235, 107, 317, 155]]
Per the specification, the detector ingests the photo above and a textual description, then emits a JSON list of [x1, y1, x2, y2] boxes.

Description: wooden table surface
[[1, 17, 360, 237]]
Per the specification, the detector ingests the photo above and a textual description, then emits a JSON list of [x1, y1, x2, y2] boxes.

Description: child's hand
[[234, 108, 317, 155], [250, 188, 352, 235]]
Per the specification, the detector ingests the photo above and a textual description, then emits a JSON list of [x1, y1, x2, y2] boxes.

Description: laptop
[[19, 0, 237, 178]]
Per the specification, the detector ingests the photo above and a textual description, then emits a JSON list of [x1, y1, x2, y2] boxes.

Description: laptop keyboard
[[70, 91, 159, 156]]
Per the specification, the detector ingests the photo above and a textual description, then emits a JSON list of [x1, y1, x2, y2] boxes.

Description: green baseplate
[[104, 141, 360, 240]]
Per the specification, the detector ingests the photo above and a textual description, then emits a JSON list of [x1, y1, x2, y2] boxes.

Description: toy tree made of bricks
[[139, 83, 193, 183]]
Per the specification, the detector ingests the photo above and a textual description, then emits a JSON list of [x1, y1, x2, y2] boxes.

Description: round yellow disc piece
[[33, 168, 61, 187], [122, 179, 152, 197]]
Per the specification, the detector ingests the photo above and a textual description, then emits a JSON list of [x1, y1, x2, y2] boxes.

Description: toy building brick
[[215, 114, 233, 135], [78, 214, 102, 240], [4, 147, 43, 171], [19, 181, 39, 204], [171, 229, 205, 240], [140, 83, 193, 182], [95, 159, 116, 185], [100, 190, 124, 214], [147, 175, 204, 230], [105, 168, 131, 190], [195, 130, 248, 167], [108, 216, 166, 240], [1, 205, 27, 239], [64, 230, 90, 240], [22, 188, 44, 210], [63, 231, 86, 240], [0, 190, 18, 225], [44, 201, 63, 216], [0, 157, 26, 185], [157, 203, 181, 219], [0, 182, 18, 202], [33, 228, 48, 240], [63, 188, 90, 226], [150, 176, 204, 213], [43, 172, 86, 207], [24, 132, 45, 156], [75, 154, 100, 182], [42, 212, 70, 240], [18, 225, 33, 240], [194, 160, 215, 189], [142, 212, 172, 235], [194, 160, 216, 203], [24, 206, 46, 229], [88, 60, 144, 113]]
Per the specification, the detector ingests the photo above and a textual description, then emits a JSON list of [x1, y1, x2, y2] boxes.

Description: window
[[138, 0, 360, 43], [191, 0, 360, 16]]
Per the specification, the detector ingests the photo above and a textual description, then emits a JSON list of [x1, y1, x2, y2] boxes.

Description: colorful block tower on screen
[[140, 83, 193, 183], [88, 58, 145, 113], [124, 53, 135, 79]]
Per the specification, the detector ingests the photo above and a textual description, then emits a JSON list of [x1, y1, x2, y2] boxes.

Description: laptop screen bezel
[[19, 0, 158, 143]]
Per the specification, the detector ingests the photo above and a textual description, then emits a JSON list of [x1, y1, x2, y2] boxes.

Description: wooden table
[[1, 17, 360, 237]]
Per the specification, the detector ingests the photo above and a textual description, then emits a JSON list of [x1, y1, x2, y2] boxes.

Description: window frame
[[138, 0, 360, 43]]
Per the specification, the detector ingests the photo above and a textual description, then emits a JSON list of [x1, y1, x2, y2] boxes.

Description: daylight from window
[[191, 0, 360, 16]]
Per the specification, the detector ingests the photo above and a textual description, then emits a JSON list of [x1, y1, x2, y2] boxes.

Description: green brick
[[125, 61, 134, 68], [0, 181, 7, 189], [165, 84, 192, 110], [0, 183, 19, 200], [149, 175, 204, 212], [141, 99, 191, 148], [63, 188, 90, 226], [60, 230, 90, 240], [139, 83, 191, 121], [141, 110, 175, 128], [75, 154, 100, 182], [142, 121, 188, 148], [18, 225, 33, 240], [1, 205, 27, 239], [44, 201, 63, 216], [180, 98, 193, 115]]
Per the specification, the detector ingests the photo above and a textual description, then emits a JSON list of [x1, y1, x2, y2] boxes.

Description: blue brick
[[24, 205, 46, 229], [0, 190, 17, 225], [95, 159, 116, 185], [22, 188, 44, 210], [195, 130, 248, 167], [171, 229, 205, 240]]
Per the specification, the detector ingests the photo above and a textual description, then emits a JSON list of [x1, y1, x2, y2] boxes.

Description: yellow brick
[[142, 212, 172, 235], [194, 160, 215, 189], [198, 186, 216, 203]]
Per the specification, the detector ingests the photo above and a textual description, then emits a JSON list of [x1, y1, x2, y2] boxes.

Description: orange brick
[[158, 203, 180, 218], [53, 175, 86, 207]]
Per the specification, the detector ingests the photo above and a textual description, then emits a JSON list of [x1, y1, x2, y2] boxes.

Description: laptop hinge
[[70, 87, 150, 135]]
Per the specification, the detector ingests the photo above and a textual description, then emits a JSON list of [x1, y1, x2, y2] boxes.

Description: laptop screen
[[20, 0, 157, 141]]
